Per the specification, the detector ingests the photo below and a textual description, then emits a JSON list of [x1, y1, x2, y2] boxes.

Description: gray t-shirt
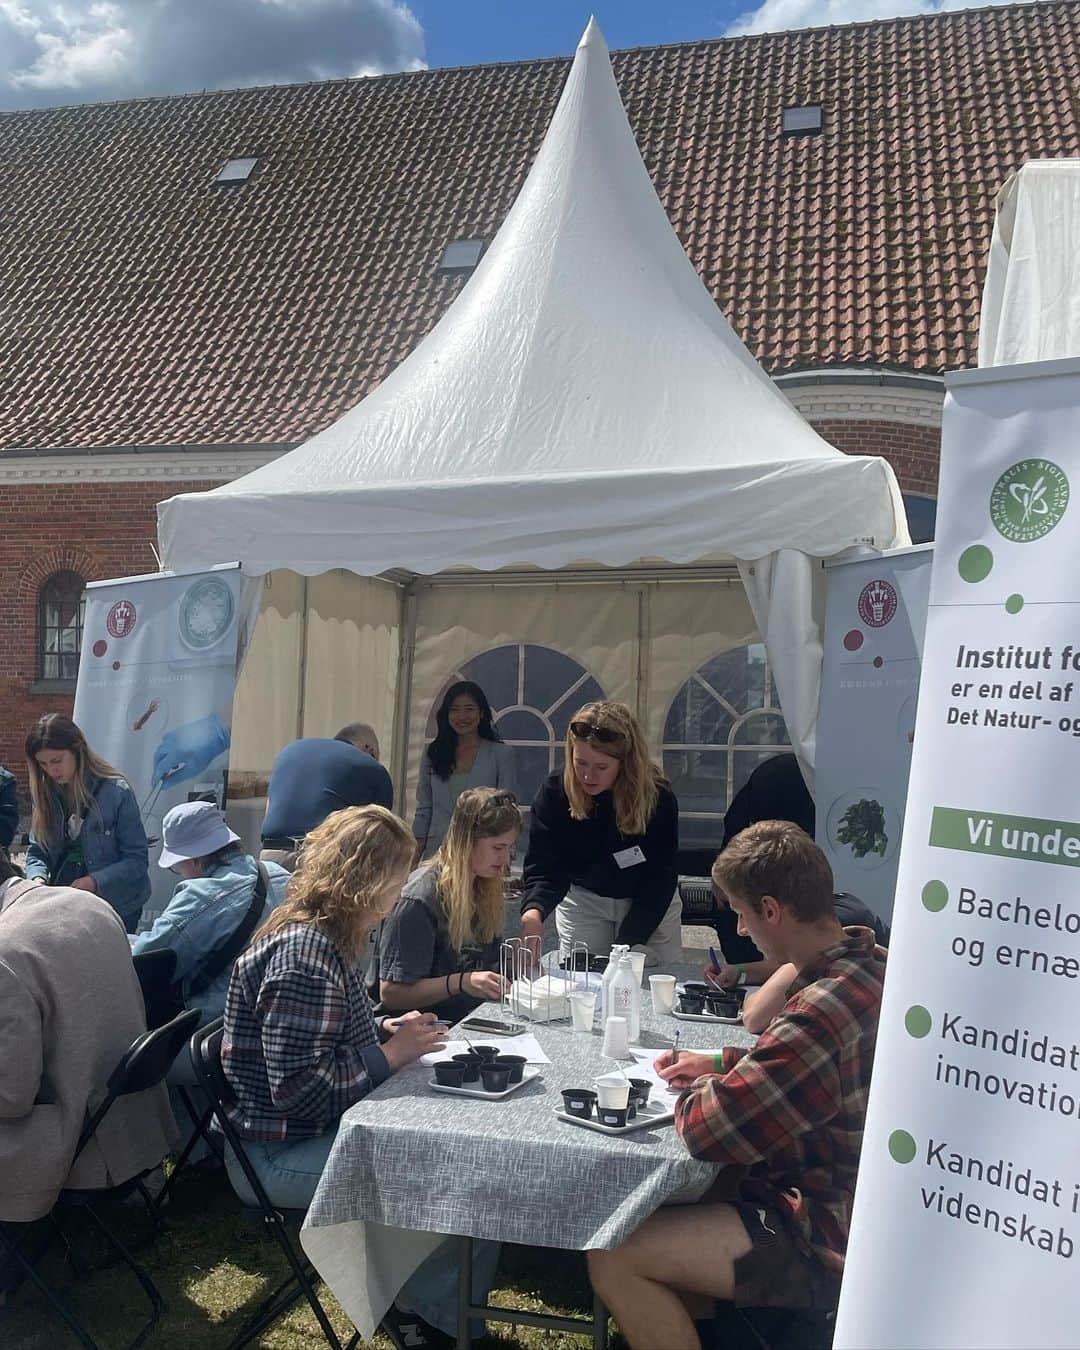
[[378, 865, 503, 1024]]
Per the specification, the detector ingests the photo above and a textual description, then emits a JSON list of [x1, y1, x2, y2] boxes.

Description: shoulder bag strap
[[187, 863, 269, 996]]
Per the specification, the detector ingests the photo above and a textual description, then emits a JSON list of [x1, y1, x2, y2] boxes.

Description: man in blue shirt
[[260, 723, 393, 869]]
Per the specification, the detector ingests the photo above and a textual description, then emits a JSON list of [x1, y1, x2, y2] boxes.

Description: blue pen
[[708, 946, 722, 972]]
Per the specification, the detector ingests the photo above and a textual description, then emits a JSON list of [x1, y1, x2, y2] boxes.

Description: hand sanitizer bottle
[[609, 952, 640, 1043], [601, 943, 629, 1024]]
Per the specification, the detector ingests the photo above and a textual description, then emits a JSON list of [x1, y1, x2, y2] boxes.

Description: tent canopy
[[158, 19, 905, 580]]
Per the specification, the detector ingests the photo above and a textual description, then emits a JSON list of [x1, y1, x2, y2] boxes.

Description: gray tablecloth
[[301, 975, 755, 1335]]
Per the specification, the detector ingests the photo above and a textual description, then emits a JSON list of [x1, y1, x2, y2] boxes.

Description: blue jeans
[[226, 1129, 499, 1338]]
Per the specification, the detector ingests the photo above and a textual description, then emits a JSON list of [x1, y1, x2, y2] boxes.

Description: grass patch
[[1, 1168, 609, 1348]]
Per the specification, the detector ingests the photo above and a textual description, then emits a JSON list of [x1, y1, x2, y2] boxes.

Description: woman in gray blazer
[[413, 681, 517, 858]]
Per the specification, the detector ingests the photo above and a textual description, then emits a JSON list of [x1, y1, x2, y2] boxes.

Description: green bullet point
[[958, 544, 993, 583], [1005, 593, 1024, 615], [922, 880, 948, 912], [889, 1130, 917, 1164], [905, 1005, 932, 1038]]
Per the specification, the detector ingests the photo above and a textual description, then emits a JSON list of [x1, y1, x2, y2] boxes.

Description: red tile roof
[[1, 1, 1078, 454]]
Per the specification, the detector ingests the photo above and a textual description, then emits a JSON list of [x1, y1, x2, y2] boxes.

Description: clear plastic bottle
[[601, 943, 629, 1024], [609, 952, 641, 1043]]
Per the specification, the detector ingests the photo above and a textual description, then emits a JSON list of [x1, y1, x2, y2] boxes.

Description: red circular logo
[[857, 579, 897, 629], [106, 599, 138, 639]]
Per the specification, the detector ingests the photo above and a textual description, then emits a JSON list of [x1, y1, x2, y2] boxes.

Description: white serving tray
[[554, 1102, 676, 1135], [672, 1008, 742, 1025], [429, 1066, 542, 1101]]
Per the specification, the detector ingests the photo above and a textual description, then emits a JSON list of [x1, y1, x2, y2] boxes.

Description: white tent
[[980, 159, 1080, 366], [159, 19, 907, 833]]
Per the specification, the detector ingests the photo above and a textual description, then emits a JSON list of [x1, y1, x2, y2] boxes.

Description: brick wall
[[810, 418, 941, 496], [0, 416, 943, 818], [0, 478, 217, 814]]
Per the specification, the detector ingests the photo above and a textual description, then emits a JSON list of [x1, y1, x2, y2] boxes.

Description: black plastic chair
[[131, 947, 223, 1206], [190, 1018, 372, 1350], [0, 1007, 201, 1349]]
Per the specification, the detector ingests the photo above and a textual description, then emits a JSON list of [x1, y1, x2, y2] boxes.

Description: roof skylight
[[215, 157, 258, 184], [438, 238, 485, 273], [782, 106, 824, 135]]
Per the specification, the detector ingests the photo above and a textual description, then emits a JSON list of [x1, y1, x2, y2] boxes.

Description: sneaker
[[381, 1300, 455, 1350]]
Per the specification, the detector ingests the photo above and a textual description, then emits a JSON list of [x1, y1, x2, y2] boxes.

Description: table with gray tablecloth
[[301, 973, 756, 1338]]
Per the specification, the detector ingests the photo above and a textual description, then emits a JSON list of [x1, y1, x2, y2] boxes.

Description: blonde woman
[[221, 804, 497, 1347], [520, 701, 681, 968], [380, 787, 518, 1023], [25, 713, 149, 931]]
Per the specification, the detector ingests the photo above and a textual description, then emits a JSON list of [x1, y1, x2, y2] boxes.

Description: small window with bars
[[39, 570, 85, 681]]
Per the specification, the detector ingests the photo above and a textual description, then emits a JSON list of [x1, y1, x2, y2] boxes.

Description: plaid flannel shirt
[[222, 921, 390, 1142], [675, 926, 886, 1282]]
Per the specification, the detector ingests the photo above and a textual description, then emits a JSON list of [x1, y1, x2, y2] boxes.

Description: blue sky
[[0, 0, 1024, 111], [414, 2, 741, 68]]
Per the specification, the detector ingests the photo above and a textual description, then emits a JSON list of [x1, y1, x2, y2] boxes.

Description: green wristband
[[713, 1053, 726, 1073]]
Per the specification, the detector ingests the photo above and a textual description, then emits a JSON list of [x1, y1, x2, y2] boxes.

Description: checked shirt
[[675, 926, 886, 1281], [222, 921, 390, 1142]]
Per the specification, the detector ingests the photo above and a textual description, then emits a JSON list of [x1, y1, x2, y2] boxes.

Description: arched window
[[39, 570, 85, 681], [429, 643, 606, 811], [662, 643, 791, 850]]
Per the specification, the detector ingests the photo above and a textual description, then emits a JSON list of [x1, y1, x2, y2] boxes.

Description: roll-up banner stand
[[73, 563, 242, 923], [816, 546, 932, 926], [836, 356, 1080, 1348]]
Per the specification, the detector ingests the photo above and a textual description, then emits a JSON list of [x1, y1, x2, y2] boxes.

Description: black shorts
[[731, 1201, 837, 1311]]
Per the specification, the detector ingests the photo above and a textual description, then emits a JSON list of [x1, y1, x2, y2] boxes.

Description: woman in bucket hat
[[132, 800, 289, 1027]]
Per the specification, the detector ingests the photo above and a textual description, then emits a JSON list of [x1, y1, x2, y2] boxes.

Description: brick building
[[1, 1, 1078, 798]]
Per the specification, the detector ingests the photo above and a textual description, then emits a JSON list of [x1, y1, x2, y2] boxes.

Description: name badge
[[613, 845, 646, 869]]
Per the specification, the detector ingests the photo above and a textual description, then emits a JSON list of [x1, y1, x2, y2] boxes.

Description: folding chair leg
[[230, 1215, 346, 1350], [228, 1271, 307, 1349], [81, 1204, 164, 1348], [0, 1227, 99, 1350]]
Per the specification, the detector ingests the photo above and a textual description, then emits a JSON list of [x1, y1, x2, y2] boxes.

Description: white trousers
[[555, 884, 683, 969]]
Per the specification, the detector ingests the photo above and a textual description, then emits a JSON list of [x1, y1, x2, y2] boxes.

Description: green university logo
[[990, 459, 1069, 542]]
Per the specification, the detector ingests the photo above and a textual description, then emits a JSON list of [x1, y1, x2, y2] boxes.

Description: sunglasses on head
[[570, 719, 622, 745]]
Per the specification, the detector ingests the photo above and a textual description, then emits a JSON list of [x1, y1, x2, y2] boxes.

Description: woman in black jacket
[[519, 701, 681, 967]]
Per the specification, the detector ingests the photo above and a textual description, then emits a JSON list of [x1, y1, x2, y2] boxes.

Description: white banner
[[74, 565, 242, 920], [816, 547, 931, 924], [836, 356, 1080, 1348]]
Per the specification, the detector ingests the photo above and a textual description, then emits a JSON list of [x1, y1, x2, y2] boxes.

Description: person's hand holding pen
[[381, 1011, 448, 1070], [704, 945, 746, 990], [654, 1048, 715, 1089]]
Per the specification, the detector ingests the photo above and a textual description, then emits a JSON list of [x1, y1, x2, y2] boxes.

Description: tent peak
[[578, 17, 607, 52]]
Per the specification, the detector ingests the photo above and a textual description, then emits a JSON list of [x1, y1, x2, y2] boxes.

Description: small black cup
[[683, 981, 711, 997], [561, 1088, 596, 1120], [472, 1045, 500, 1062], [705, 991, 740, 1018], [479, 1062, 512, 1094], [679, 993, 705, 1015], [495, 1055, 526, 1084], [628, 1077, 652, 1105], [452, 1052, 481, 1083], [598, 1106, 628, 1128], [433, 1060, 468, 1088]]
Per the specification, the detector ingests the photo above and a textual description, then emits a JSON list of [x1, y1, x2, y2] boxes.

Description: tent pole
[[295, 575, 309, 739], [635, 584, 651, 730], [391, 581, 419, 812]]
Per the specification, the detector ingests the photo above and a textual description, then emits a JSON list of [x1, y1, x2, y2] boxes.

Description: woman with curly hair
[[520, 701, 681, 968], [412, 681, 517, 859], [222, 804, 497, 1347]]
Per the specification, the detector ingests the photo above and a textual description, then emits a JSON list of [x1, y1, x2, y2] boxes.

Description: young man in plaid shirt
[[588, 820, 886, 1350]]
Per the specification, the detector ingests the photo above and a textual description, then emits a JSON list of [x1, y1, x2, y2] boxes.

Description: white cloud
[[726, 0, 1033, 37], [0, 0, 425, 109]]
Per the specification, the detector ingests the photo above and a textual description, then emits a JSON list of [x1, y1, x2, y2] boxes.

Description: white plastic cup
[[601, 1015, 631, 1059], [594, 1073, 631, 1110], [628, 950, 647, 985], [649, 974, 677, 1015], [569, 989, 598, 1032]]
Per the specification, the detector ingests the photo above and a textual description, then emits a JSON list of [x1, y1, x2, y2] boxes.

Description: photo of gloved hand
[[151, 712, 231, 787]]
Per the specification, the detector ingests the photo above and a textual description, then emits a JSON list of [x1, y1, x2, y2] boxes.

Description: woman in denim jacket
[[133, 800, 289, 1026], [25, 714, 150, 931]]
